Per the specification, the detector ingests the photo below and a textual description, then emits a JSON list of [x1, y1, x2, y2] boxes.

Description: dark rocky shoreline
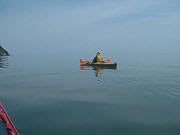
[[0, 45, 9, 56]]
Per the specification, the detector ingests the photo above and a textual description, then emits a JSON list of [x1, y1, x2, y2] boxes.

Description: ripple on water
[[0, 56, 8, 69], [158, 85, 180, 100]]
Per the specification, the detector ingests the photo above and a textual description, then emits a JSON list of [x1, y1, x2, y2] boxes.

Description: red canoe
[[0, 102, 19, 135]]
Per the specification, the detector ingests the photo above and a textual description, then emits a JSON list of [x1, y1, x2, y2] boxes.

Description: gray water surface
[[0, 52, 180, 135]]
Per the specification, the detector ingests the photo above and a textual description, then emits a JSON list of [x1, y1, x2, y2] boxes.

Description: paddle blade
[[104, 60, 111, 63]]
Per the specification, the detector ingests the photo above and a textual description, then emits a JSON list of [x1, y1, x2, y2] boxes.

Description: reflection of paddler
[[93, 52, 103, 63], [95, 67, 103, 77]]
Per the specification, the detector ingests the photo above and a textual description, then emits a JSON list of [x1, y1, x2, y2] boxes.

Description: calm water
[[0, 51, 180, 135]]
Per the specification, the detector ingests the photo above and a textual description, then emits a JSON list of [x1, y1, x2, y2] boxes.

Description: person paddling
[[93, 52, 103, 63]]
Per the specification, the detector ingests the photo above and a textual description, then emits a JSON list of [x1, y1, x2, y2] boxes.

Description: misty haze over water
[[0, 0, 180, 135]]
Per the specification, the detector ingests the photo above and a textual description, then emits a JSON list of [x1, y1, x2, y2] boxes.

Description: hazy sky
[[0, 0, 180, 55]]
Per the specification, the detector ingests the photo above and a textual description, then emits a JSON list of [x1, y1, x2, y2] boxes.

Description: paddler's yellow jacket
[[93, 54, 103, 63], [97, 55, 103, 62]]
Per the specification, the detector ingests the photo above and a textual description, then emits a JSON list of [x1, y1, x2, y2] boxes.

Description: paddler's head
[[97, 52, 100, 55]]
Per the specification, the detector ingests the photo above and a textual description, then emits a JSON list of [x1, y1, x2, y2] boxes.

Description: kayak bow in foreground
[[0, 102, 19, 135]]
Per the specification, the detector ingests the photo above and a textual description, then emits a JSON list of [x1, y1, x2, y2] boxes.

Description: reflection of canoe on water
[[80, 59, 117, 69], [0, 102, 19, 135]]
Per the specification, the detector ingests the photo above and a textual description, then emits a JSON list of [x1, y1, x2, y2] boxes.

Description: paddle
[[104, 60, 111, 63], [80, 59, 111, 64]]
